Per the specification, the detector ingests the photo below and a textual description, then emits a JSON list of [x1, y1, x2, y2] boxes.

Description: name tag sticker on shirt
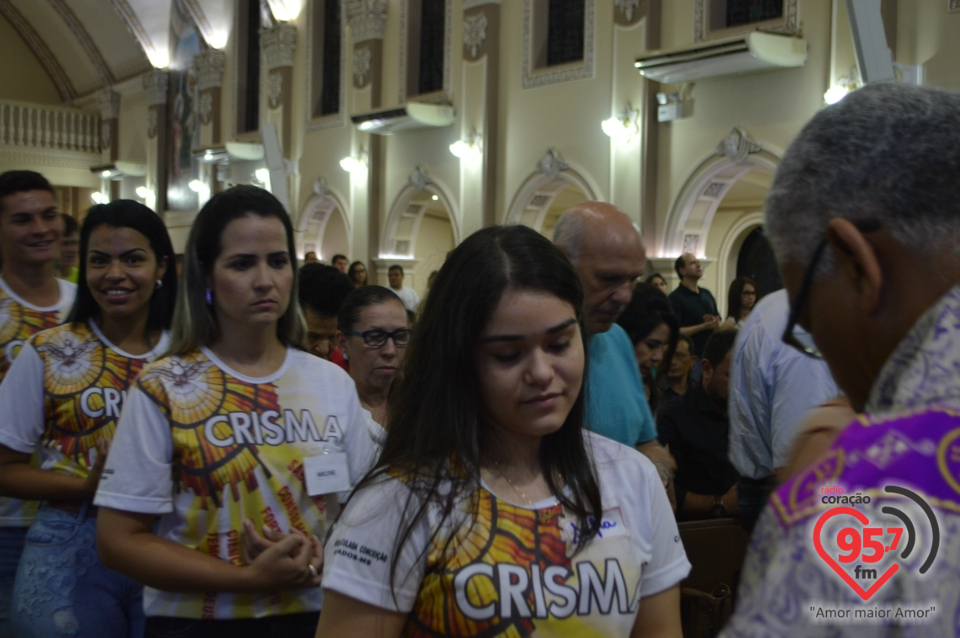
[[561, 507, 629, 546], [304, 452, 350, 495]]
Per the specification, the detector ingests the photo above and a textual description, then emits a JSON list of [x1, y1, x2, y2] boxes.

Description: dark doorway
[[736, 226, 782, 297]]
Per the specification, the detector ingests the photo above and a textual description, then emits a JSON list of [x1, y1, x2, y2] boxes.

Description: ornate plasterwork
[[147, 109, 159, 138], [268, 71, 283, 108], [199, 92, 214, 124], [345, 0, 388, 43], [353, 46, 372, 86], [313, 177, 333, 199], [408, 166, 433, 191], [262, 23, 297, 70], [142, 70, 169, 106], [194, 49, 226, 91], [399, 0, 453, 104], [695, 0, 799, 42], [101, 123, 111, 151], [716, 126, 762, 163], [97, 90, 121, 120], [107, 0, 161, 69], [522, 0, 595, 90], [536, 148, 570, 181], [47, 0, 115, 86], [464, 11, 488, 59], [615, 0, 641, 21]]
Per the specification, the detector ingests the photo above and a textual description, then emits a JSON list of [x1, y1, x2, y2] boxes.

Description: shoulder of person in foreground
[[781, 396, 855, 481]]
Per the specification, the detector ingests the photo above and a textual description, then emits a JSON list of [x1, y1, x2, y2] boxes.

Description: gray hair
[[766, 83, 960, 275], [552, 209, 586, 263]]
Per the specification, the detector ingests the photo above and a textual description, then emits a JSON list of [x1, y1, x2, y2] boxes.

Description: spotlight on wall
[[601, 103, 641, 141], [188, 180, 206, 193], [90, 192, 109, 205], [339, 151, 368, 173], [449, 130, 482, 162], [135, 186, 152, 200], [655, 93, 685, 123]]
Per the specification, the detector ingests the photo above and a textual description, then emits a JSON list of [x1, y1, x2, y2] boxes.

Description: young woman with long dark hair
[[723, 277, 758, 328], [318, 225, 689, 637], [347, 261, 368, 288], [0, 200, 178, 636], [93, 186, 369, 637]]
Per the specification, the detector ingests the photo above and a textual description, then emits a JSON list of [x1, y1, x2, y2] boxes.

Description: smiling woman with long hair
[[0, 200, 177, 637], [317, 225, 689, 638], [92, 186, 370, 638]]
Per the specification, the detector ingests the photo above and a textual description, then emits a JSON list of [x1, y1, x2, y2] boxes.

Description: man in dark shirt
[[668, 253, 720, 357], [658, 328, 739, 519]]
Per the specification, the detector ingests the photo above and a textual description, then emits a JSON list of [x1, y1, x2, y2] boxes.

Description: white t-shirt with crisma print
[[94, 346, 374, 620], [323, 431, 690, 637]]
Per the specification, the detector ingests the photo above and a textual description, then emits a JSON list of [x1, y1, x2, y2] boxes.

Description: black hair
[[645, 272, 667, 287], [331, 254, 347, 264], [617, 283, 679, 415], [702, 328, 738, 369], [337, 285, 404, 332], [726, 276, 758, 322], [353, 224, 601, 598], [61, 213, 78, 237], [676, 333, 694, 354], [673, 255, 687, 279], [298, 263, 354, 318], [347, 261, 367, 286], [388, 264, 403, 275], [304, 250, 317, 258], [0, 171, 54, 214], [67, 200, 178, 331]]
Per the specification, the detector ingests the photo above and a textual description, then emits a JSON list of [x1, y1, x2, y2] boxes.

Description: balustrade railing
[[0, 100, 101, 153]]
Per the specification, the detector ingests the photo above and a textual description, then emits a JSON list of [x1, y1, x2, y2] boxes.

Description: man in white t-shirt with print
[[386, 264, 419, 312], [0, 170, 77, 636]]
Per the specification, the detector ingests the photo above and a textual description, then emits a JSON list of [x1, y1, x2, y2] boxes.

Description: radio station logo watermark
[[807, 483, 940, 622]]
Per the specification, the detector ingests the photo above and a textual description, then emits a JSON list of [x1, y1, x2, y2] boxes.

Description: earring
[[205, 288, 213, 305], [155, 280, 163, 290]]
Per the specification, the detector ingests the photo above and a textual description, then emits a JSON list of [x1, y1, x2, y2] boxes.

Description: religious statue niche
[[166, 0, 204, 211]]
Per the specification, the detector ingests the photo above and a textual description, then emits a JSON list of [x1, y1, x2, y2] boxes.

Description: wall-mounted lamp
[[602, 104, 641, 141], [824, 67, 860, 105], [135, 186, 153, 200], [339, 151, 368, 173], [90, 192, 109, 205], [449, 130, 482, 161], [90, 161, 147, 181]]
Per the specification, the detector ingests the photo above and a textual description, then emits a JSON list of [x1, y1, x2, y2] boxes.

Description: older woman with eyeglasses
[[336, 287, 409, 433]]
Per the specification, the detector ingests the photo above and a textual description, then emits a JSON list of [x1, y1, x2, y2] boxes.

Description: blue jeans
[[0, 526, 28, 638], [11, 504, 145, 637]]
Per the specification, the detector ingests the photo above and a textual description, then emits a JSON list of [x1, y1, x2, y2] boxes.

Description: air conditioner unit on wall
[[635, 32, 807, 84], [351, 103, 455, 135]]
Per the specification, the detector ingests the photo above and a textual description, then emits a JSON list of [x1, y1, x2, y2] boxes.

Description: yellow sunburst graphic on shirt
[[406, 491, 569, 637], [139, 353, 277, 509], [34, 324, 150, 471], [0, 293, 63, 378]]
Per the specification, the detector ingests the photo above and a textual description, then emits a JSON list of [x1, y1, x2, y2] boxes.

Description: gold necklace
[[491, 459, 534, 505]]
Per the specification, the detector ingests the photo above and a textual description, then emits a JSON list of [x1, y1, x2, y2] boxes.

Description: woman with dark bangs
[[318, 225, 689, 637]]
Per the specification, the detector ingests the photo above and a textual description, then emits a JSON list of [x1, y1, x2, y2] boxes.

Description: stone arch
[[661, 128, 781, 258], [296, 180, 351, 261], [504, 148, 603, 232], [381, 166, 462, 259]]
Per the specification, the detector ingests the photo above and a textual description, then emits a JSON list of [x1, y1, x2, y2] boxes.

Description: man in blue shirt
[[554, 202, 672, 485]]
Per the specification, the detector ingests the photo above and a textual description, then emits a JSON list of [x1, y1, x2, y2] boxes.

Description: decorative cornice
[[716, 126, 762, 163], [462, 0, 499, 7], [261, 23, 297, 70], [0, 0, 76, 101], [536, 148, 569, 180], [267, 70, 283, 108], [408, 165, 433, 191], [345, 0, 387, 43], [46, 0, 115, 86], [141, 70, 170, 107], [313, 177, 333, 199], [464, 10, 488, 59], [353, 45, 372, 86], [614, 0, 641, 22], [97, 90, 121, 119], [194, 49, 226, 91], [107, 0, 161, 68]]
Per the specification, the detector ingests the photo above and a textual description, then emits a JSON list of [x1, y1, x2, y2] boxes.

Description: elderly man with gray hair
[[720, 84, 960, 636], [554, 202, 674, 487]]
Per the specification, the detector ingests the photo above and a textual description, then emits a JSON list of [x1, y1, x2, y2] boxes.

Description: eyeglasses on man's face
[[781, 219, 881, 359], [343, 328, 411, 348]]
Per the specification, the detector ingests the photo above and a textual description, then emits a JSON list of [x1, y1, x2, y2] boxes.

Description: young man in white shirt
[[386, 264, 420, 312]]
